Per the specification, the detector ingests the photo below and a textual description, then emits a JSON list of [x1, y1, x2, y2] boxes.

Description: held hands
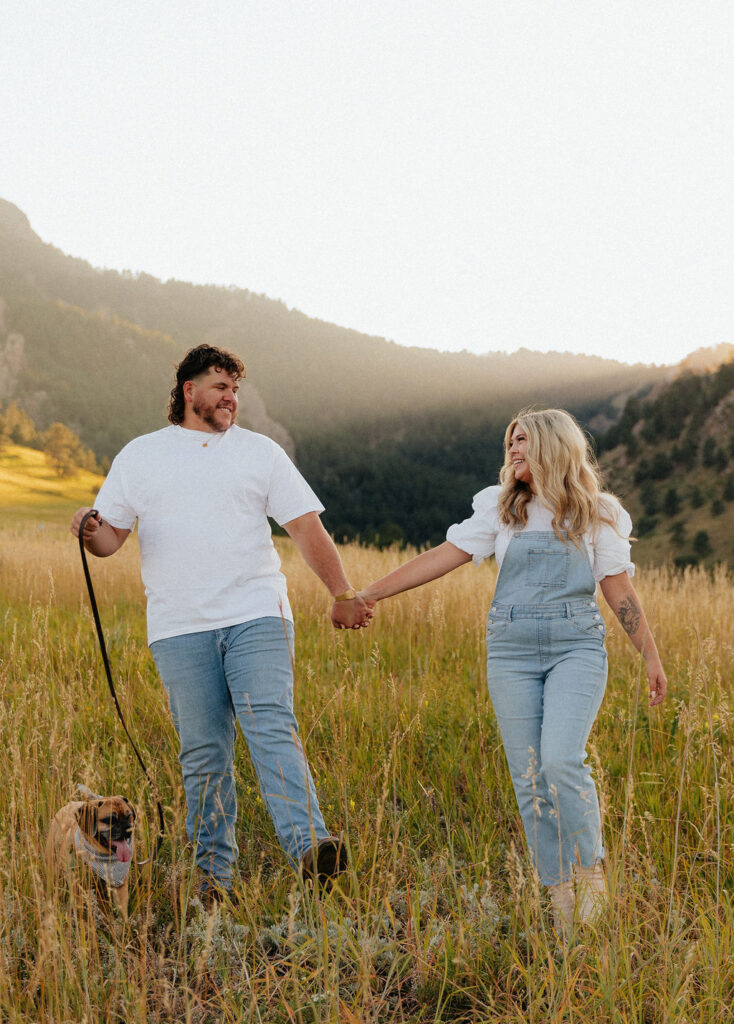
[[330, 590, 376, 630]]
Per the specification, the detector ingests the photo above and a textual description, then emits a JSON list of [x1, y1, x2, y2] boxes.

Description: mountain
[[597, 357, 734, 567], [1, 197, 672, 546]]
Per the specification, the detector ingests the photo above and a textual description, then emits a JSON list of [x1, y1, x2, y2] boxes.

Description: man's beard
[[192, 400, 236, 432]]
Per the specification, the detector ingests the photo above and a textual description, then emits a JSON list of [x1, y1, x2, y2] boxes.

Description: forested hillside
[[0, 197, 684, 547], [598, 356, 734, 567]]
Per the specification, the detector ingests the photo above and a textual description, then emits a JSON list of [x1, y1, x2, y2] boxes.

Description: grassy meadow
[[1, 498, 733, 1021]]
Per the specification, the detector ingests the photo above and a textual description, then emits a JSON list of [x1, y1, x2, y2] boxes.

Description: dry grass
[[1, 521, 732, 1022]]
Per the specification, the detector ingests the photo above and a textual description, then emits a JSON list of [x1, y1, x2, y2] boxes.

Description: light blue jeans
[[151, 617, 329, 888]]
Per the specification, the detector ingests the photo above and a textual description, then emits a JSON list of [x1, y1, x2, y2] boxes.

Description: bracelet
[[334, 588, 357, 602]]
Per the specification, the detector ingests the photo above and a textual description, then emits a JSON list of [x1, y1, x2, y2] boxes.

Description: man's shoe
[[300, 836, 347, 884], [195, 872, 233, 912]]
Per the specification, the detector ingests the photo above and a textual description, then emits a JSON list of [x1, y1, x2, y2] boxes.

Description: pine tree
[[693, 530, 712, 558]]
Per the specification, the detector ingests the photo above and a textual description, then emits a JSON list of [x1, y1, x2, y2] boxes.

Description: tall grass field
[[1, 508, 732, 1022]]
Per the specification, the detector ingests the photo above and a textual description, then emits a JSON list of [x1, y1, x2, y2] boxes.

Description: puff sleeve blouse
[[446, 485, 635, 582]]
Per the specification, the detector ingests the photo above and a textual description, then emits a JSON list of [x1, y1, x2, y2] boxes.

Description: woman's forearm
[[599, 573, 659, 661], [600, 572, 667, 705], [361, 542, 472, 603]]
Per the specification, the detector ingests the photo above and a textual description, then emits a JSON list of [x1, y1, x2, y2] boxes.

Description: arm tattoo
[[617, 595, 642, 636]]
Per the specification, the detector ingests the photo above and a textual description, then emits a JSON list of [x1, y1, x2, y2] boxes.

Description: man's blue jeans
[[151, 617, 329, 888]]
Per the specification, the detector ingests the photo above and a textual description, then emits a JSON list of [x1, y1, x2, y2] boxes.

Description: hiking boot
[[300, 836, 347, 885]]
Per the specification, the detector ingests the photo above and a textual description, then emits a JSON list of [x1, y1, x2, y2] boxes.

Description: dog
[[47, 785, 136, 917]]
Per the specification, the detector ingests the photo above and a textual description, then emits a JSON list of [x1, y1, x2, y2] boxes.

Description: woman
[[357, 409, 667, 936]]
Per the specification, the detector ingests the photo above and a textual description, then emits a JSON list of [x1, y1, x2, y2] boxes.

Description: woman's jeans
[[487, 600, 607, 885], [151, 617, 329, 888]]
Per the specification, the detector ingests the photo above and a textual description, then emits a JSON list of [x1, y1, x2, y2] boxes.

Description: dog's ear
[[122, 798, 136, 821], [76, 800, 100, 837]]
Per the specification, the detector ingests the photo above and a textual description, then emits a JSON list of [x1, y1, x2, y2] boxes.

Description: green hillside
[[0, 443, 103, 523], [598, 357, 734, 567]]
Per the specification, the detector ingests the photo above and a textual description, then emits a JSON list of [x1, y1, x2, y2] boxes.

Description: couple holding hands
[[73, 344, 666, 938]]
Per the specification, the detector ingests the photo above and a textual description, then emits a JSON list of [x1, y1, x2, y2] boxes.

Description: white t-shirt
[[94, 425, 324, 643], [446, 485, 635, 582]]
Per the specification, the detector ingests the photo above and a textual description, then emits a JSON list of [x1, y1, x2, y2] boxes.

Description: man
[[72, 344, 371, 895]]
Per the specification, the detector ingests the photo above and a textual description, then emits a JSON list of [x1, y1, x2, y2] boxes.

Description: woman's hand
[[330, 594, 374, 630], [357, 589, 378, 612], [645, 653, 667, 707]]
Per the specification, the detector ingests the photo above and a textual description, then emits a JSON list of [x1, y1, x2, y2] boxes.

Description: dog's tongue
[[112, 839, 132, 863]]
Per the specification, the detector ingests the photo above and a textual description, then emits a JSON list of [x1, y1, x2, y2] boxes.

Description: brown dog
[[47, 786, 136, 917]]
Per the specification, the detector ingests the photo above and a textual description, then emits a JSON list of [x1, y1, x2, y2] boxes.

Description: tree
[[648, 452, 674, 480], [692, 530, 712, 558], [674, 435, 697, 469], [723, 475, 734, 502], [702, 438, 717, 468], [669, 520, 686, 545], [42, 422, 89, 477], [373, 522, 406, 549], [711, 498, 724, 517], [639, 481, 659, 515], [2, 401, 37, 445], [674, 554, 699, 570], [662, 487, 681, 517], [689, 486, 704, 509], [636, 515, 658, 537], [634, 459, 650, 485]]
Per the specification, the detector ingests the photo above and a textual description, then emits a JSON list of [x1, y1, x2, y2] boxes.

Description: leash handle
[[78, 509, 164, 864]]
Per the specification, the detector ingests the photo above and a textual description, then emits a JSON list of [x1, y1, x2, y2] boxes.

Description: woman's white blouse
[[446, 485, 635, 582]]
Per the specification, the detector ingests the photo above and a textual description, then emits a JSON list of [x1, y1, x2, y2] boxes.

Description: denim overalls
[[486, 529, 607, 885]]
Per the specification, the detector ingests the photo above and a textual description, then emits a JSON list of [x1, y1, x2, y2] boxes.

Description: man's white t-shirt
[[94, 425, 324, 644]]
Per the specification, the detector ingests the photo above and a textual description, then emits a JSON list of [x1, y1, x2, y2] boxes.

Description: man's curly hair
[[167, 345, 246, 425]]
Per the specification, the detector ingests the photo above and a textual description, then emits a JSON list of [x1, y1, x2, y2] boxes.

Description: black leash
[[78, 509, 164, 864]]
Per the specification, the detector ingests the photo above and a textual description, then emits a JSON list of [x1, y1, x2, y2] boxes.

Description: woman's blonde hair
[[497, 408, 618, 543]]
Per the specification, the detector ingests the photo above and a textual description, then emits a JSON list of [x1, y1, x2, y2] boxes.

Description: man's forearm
[[70, 507, 129, 557], [300, 532, 352, 595], [284, 513, 352, 594], [84, 521, 128, 557], [284, 512, 374, 628]]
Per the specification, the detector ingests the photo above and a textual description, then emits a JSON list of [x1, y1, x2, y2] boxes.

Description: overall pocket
[[569, 609, 607, 639], [486, 615, 511, 642], [526, 546, 570, 589]]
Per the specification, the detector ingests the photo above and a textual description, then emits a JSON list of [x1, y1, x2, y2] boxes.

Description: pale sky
[[2, 1, 733, 365]]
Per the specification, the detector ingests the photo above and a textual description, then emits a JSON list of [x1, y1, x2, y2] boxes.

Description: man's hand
[[70, 506, 102, 541], [331, 594, 374, 630], [282, 512, 373, 629], [70, 507, 130, 556]]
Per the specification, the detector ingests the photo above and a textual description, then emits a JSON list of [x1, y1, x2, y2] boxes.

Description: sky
[[2, 1, 733, 366]]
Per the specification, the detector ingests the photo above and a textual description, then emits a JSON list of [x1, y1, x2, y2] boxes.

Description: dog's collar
[[73, 826, 131, 888]]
